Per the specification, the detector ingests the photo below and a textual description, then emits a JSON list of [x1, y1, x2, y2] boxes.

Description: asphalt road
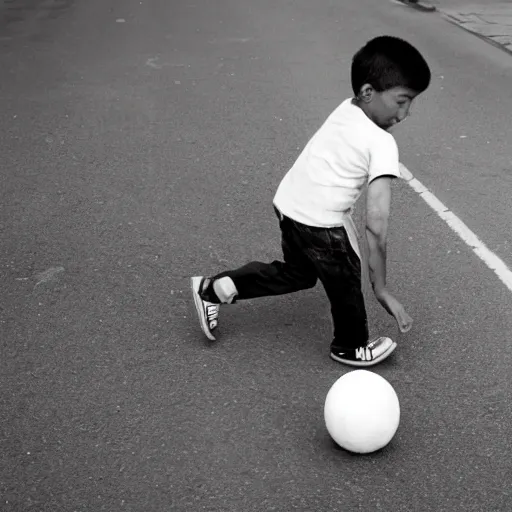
[[1, 0, 512, 511]]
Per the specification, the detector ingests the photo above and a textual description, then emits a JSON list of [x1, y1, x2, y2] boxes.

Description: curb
[[395, 0, 436, 12], [396, 0, 512, 57], [439, 11, 512, 57]]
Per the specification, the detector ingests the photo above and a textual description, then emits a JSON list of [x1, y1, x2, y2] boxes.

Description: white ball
[[324, 370, 400, 454]]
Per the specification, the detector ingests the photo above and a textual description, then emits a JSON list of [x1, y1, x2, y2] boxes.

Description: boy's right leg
[[308, 226, 396, 366], [191, 212, 318, 340]]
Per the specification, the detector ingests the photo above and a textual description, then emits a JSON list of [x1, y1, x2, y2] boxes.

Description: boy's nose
[[396, 109, 409, 122]]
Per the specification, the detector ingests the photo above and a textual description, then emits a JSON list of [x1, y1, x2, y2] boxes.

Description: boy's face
[[357, 85, 418, 131]]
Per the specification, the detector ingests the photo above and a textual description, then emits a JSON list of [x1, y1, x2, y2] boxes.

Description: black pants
[[213, 209, 369, 349]]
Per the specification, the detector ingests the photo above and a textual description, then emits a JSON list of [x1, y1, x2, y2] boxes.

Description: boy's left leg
[[191, 211, 318, 340]]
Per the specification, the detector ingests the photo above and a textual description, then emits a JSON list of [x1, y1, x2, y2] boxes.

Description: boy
[[191, 36, 431, 366]]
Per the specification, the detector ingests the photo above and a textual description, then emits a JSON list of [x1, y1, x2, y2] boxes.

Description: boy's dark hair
[[351, 36, 431, 95]]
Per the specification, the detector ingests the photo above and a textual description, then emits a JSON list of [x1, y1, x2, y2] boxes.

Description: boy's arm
[[365, 176, 392, 294], [365, 176, 413, 333]]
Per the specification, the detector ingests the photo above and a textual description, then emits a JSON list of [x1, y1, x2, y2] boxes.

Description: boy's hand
[[374, 289, 413, 333]]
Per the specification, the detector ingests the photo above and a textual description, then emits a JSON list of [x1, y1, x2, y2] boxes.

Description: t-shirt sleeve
[[368, 134, 401, 183]]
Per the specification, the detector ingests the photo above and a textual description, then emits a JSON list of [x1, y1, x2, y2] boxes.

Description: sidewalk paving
[[430, 1, 512, 54]]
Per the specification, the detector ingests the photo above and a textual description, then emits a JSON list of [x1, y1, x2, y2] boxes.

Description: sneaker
[[191, 276, 220, 341], [330, 337, 397, 367]]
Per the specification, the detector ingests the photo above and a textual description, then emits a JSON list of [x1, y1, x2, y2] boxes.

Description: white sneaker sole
[[330, 342, 397, 367], [190, 276, 216, 341]]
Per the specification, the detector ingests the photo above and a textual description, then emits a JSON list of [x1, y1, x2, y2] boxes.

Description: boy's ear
[[358, 84, 374, 103]]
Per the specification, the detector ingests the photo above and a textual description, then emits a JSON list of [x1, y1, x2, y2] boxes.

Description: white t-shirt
[[273, 98, 401, 228]]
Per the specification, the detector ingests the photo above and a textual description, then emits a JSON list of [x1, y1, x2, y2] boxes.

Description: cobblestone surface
[[433, 2, 512, 52]]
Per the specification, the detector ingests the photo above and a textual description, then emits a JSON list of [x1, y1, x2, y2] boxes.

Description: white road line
[[400, 163, 512, 293]]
